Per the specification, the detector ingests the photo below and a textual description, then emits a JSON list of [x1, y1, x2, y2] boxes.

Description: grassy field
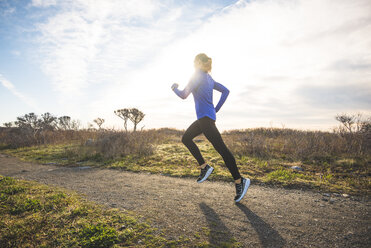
[[0, 175, 242, 248], [2, 132, 370, 195]]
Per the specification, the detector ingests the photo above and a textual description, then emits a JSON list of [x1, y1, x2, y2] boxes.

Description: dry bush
[[77, 129, 169, 159], [332, 113, 371, 156], [223, 127, 370, 162], [0, 126, 172, 160], [0, 127, 33, 148], [0, 127, 97, 149]]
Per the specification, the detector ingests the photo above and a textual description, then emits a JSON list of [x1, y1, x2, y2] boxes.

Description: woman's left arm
[[214, 82, 230, 113]]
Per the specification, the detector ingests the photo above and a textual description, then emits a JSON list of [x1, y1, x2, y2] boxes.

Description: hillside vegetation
[[1, 124, 369, 195]]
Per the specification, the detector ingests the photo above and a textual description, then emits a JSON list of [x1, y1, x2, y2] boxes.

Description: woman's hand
[[171, 83, 179, 90]]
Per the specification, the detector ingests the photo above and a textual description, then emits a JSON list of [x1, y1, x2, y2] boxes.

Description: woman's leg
[[181, 120, 205, 166], [198, 117, 241, 181]]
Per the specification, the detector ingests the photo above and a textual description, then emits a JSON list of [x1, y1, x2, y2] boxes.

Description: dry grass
[[72, 129, 170, 160], [0, 127, 96, 149], [223, 128, 370, 162], [0, 127, 179, 159]]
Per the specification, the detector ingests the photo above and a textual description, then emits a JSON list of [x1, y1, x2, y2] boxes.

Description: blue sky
[[1, 0, 370, 131]]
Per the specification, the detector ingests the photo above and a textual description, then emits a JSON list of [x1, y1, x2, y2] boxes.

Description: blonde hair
[[194, 53, 212, 72]]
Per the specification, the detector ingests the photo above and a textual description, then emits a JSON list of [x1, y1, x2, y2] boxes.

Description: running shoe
[[234, 177, 250, 202], [197, 164, 214, 183]]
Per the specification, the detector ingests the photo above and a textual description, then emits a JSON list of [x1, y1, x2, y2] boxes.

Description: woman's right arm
[[173, 85, 191, 99], [172, 74, 200, 99]]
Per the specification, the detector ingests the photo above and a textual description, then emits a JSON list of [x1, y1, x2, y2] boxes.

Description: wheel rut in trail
[[0, 154, 370, 247]]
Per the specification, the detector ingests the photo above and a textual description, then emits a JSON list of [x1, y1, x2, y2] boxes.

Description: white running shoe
[[234, 177, 250, 202], [197, 164, 214, 183]]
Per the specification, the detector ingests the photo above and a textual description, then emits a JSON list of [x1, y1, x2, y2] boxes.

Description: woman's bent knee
[[181, 135, 190, 145]]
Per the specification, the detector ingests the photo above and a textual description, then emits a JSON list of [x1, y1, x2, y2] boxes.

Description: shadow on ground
[[199, 202, 285, 248], [236, 202, 286, 248], [199, 202, 236, 246]]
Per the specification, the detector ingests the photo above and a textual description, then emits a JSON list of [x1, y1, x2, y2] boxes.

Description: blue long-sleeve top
[[173, 69, 229, 120]]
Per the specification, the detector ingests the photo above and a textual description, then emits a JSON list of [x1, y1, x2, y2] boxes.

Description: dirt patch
[[0, 154, 370, 247]]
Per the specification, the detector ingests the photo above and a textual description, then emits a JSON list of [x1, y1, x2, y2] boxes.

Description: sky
[[0, 0, 370, 132]]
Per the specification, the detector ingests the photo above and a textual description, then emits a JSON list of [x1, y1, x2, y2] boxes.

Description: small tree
[[335, 114, 355, 133], [114, 108, 130, 132], [40, 112, 57, 131], [335, 113, 370, 133], [15, 113, 39, 129], [58, 116, 71, 130], [335, 113, 371, 155], [15, 113, 42, 137], [3, 122, 14, 128], [93, 118, 105, 129], [128, 108, 145, 132]]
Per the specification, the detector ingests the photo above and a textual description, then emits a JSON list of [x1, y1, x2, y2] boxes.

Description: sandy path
[[0, 153, 369, 247]]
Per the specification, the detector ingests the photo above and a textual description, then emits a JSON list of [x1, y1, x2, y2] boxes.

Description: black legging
[[181, 116, 241, 180]]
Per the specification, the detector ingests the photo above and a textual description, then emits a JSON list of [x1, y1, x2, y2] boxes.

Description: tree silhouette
[[335, 114, 355, 133], [3, 122, 13, 128], [114, 108, 130, 132], [93, 118, 105, 129], [15, 113, 40, 130], [58, 116, 71, 130], [40, 112, 57, 131], [56, 116, 80, 130], [15, 113, 42, 137], [335, 113, 371, 134], [128, 108, 145, 132]]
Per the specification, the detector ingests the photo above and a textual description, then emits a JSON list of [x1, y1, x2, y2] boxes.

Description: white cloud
[[0, 74, 41, 112], [31, 0, 371, 130], [31, 0, 57, 7], [34, 0, 161, 95]]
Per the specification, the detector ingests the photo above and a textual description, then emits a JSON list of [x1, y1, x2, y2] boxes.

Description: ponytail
[[194, 53, 212, 72]]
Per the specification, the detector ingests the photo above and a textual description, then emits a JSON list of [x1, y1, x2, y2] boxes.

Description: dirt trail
[[0, 153, 369, 247]]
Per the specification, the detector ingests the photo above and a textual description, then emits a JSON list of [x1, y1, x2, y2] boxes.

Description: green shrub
[[79, 223, 119, 248], [70, 206, 90, 217], [44, 192, 68, 211], [0, 176, 16, 186], [10, 198, 42, 214], [1, 185, 26, 195], [266, 169, 296, 182]]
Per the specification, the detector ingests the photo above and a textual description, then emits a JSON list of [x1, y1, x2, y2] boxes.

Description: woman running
[[171, 53, 250, 202]]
